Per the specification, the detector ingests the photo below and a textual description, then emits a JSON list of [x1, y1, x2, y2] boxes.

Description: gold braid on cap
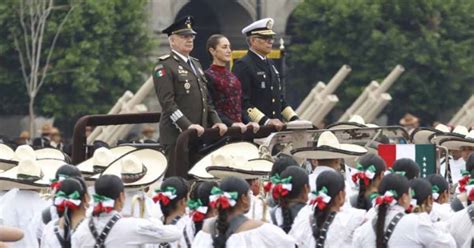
[[247, 107, 266, 123], [281, 107, 297, 121]]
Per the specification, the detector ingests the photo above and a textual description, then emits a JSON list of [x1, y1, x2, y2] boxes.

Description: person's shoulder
[[237, 219, 264, 232], [158, 54, 171, 61]]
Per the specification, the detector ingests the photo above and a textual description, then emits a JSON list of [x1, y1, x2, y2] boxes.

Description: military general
[[153, 16, 227, 177], [232, 18, 299, 130]]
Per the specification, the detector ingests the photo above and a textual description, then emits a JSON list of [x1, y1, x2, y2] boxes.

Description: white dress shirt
[[289, 205, 366, 248], [192, 221, 296, 247], [71, 211, 181, 247], [353, 205, 456, 248], [447, 205, 474, 248]]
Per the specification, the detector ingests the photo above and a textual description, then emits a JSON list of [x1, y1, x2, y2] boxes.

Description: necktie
[[187, 59, 197, 75]]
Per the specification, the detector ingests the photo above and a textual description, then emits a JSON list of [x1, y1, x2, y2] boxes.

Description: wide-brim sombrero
[[0, 144, 17, 171], [429, 125, 468, 145], [291, 131, 368, 159], [77, 145, 137, 175], [0, 159, 66, 190], [438, 131, 474, 150], [206, 158, 273, 180], [33, 148, 66, 161], [91, 148, 167, 188], [189, 142, 260, 180]]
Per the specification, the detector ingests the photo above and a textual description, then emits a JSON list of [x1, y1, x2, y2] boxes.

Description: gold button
[[272, 111, 276, 115], [272, 98, 275, 103]]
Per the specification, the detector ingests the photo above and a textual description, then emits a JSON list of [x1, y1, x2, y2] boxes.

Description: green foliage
[[287, 0, 474, 125], [0, 0, 155, 130]]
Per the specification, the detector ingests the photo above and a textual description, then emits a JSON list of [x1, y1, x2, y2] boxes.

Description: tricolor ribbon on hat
[[432, 185, 440, 200], [152, 186, 177, 206], [263, 174, 281, 193], [352, 164, 376, 186], [208, 187, 238, 210], [309, 186, 332, 210], [54, 190, 81, 212], [457, 170, 471, 193], [92, 194, 115, 215], [49, 174, 68, 191], [373, 190, 398, 207], [406, 189, 417, 213], [187, 199, 208, 222], [271, 176, 293, 201]]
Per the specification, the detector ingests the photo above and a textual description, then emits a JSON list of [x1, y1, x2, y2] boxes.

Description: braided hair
[[273, 166, 309, 233], [212, 176, 249, 248], [311, 170, 345, 247], [188, 181, 218, 235], [54, 177, 87, 248], [355, 154, 386, 210], [375, 174, 409, 248], [157, 177, 189, 223]]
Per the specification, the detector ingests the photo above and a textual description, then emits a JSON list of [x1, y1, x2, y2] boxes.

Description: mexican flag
[[377, 144, 436, 177]]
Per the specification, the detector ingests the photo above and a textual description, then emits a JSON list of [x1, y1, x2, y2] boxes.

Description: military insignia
[[178, 65, 183, 69], [178, 69, 188, 74], [158, 54, 170, 61], [155, 68, 166, 78], [185, 17, 192, 29], [266, 19, 273, 29], [184, 82, 191, 94], [260, 81, 266, 89]]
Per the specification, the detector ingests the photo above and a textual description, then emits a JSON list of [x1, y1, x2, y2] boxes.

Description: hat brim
[[0, 159, 17, 171], [327, 122, 367, 130], [77, 146, 137, 175], [172, 29, 197, 36], [291, 144, 367, 160], [91, 149, 167, 188], [206, 159, 273, 179], [250, 30, 276, 36], [0, 159, 66, 190], [429, 133, 466, 145], [438, 137, 474, 150], [189, 142, 260, 180]]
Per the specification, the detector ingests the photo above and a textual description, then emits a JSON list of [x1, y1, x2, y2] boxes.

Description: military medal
[[184, 82, 191, 94]]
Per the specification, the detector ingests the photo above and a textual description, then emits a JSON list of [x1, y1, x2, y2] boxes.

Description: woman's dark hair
[[409, 179, 432, 212], [426, 174, 448, 202], [466, 152, 474, 173], [206, 34, 226, 60], [213, 176, 250, 248], [189, 181, 218, 235], [392, 158, 420, 180], [275, 166, 309, 233], [55, 164, 82, 179], [312, 170, 345, 247], [356, 154, 387, 210], [55, 177, 87, 248], [95, 174, 124, 201], [159, 176, 189, 222], [271, 155, 298, 176], [375, 174, 409, 248]]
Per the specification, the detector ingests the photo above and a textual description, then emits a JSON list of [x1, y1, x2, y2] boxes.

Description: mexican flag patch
[[378, 144, 436, 177], [155, 68, 166, 78]]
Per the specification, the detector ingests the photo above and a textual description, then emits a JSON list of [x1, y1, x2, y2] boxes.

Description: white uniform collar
[[172, 50, 190, 63]]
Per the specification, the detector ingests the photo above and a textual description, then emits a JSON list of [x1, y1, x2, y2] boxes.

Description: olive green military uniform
[[153, 51, 221, 177]]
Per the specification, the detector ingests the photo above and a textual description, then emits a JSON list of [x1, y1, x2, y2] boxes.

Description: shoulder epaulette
[[158, 54, 170, 61]]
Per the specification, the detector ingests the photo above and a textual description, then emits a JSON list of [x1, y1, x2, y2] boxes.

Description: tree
[[286, 0, 474, 125], [0, 0, 155, 136], [12, 0, 75, 136]]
